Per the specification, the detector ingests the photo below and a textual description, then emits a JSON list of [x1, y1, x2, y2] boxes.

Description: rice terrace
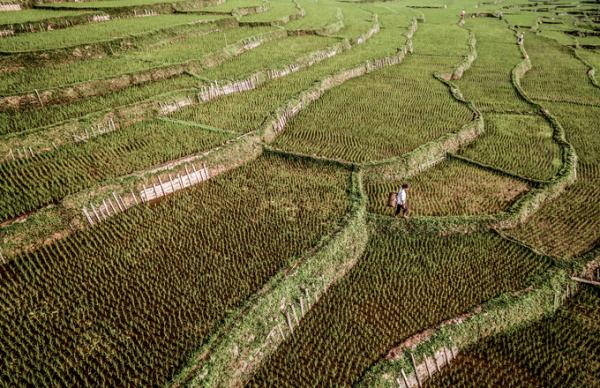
[[0, 0, 599, 385]]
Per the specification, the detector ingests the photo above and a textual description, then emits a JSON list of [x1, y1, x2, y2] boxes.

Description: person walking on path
[[517, 32, 524, 46], [395, 183, 410, 218]]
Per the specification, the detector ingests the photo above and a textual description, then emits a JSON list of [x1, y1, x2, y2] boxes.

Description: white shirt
[[397, 188, 407, 205]]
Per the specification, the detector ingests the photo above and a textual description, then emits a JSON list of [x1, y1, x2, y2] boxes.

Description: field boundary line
[[447, 153, 550, 187], [263, 145, 358, 170], [156, 117, 239, 135], [171, 168, 368, 387]]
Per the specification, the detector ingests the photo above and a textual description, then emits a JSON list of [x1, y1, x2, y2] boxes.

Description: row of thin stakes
[[269, 286, 319, 343], [82, 163, 210, 226], [397, 345, 459, 388], [229, 284, 323, 373]]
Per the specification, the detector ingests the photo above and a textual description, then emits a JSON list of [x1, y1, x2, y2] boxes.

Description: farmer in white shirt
[[395, 183, 410, 218]]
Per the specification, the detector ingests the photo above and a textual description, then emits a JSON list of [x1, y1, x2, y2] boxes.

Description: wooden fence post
[[400, 369, 410, 388], [290, 303, 299, 325], [90, 204, 101, 222], [410, 352, 422, 388], [284, 308, 294, 332], [424, 356, 432, 379], [113, 192, 124, 211], [168, 174, 176, 192], [82, 207, 94, 225], [157, 176, 166, 196], [131, 190, 139, 205]]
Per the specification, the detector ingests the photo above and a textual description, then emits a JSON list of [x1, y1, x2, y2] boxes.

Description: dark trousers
[[395, 203, 408, 217]]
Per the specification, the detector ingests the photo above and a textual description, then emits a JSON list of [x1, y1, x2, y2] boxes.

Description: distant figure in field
[[395, 183, 410, 218], [459, 10, 466, 25], [517, 32, 524, 45]]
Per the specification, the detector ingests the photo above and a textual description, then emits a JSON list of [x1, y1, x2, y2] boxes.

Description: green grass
[[249, 225, 553, 386], [0, 14, 219, 52], [0, 153, 351, 386], [425, 285, 600, 387], [460, 113, 560, 180], [365, 159, 529, 217]]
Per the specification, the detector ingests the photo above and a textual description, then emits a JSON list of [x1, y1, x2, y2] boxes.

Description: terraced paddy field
[[0, 0, 599, 386]]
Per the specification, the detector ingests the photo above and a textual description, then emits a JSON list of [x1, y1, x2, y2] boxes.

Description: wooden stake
[[82, 207, 94, 225], [410, 352, 422, 388], [424, 356, 432, 379], [443, 347, 450, 366], [184, 165, 191, 186], [157, 176, 166, 196], [28, 147, 34, 157], [0, 251, 5, 265], [113, 192, 124, 211], [168, 174, 176, 192], [284, 309, 294, 332], [131, 190, 139, 205], [191, 163, 199, 183], [8, 149, 14, 161], [434, 351, 441, 372], [90, 204, 101, 222], [102, 199, 110, 217], [277, 323, 285, 339], [178, 173, 185, 189], [203, 163, 210, 178], [34, 89, 44, 107], [107, 198, 117, 214], [400, 369, 410, 388], [290, 303, 299, 325], [300, 296, 305, 316]]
